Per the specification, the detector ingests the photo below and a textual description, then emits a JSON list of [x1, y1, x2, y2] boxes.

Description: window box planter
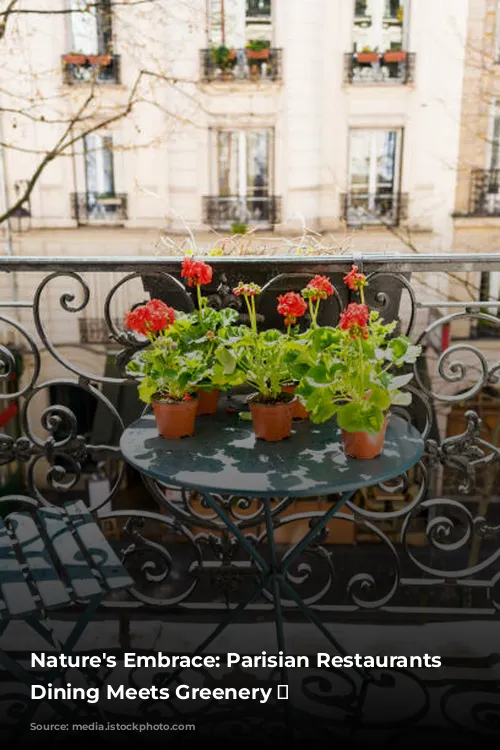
[[63, 53, 87, 65], [356, 52, 380, 63], [383, 50, 407, 63], [246, 47, 270, 61], [87, 54, 113, 66]]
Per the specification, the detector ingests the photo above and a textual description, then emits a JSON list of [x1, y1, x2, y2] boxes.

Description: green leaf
[[138, 379, 158, 404], [389, 372, 414, 390], [368, 384, 392, 411], [311, 327, 341, 352], [337, 403, 385, 435], [215, 347, 237, 375], [390, 390, 412, 406]]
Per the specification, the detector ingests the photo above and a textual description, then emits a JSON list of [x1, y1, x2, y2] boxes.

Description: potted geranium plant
[[212, 45, 236, 79], [246, 39, 271, 61], [124, 299, 209, 439], [297, 266, 421, 459], [280, 276, 336, 419], [214, 282, 301, 442], [179, 256, 236, 415]]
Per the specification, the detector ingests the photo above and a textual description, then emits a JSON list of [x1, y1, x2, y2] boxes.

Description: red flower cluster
[[302, 275, 335, 301], [344, 265, 367, 292], [181, 257, 213, 287], [125, 299, 175, 337], [277, 292, 308, 326], [233, 281, 262, 297], [339, 303, 370, 339]]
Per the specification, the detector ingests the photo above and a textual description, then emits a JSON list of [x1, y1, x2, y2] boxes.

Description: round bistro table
[[120, 406, 424, 712]]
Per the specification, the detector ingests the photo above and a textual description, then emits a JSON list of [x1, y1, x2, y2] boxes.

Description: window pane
[[246, 131, 270, 195], [246, 0, 271, 18], [217, 132, 239, 195], [491, 107, 500, 171], [70, 0, 98, 54], [375, 130, 396, 193], [349, 131, 372, 191]]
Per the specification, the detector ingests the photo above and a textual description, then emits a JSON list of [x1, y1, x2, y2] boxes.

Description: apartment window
[[71, 134, 127, 223], [489, 101, 500, 171], [204, 128, 278, 227], [352, 0, 408, 52], [69, 0, 113, 54], [345, 129, 403, 225], [85, 134, 115, 198], [477, 272, 500, 338], [208, 0, 272, 46]]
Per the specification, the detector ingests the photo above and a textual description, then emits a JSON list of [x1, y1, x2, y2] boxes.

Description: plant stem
[[250, 295, 258, 335], [314, 299, 320, 326], [287, 324, 291, 337], [196, 285, 203, 316], [360, 287, 365, 305]]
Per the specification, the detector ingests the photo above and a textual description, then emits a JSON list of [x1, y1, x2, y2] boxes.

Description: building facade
[[0, 0, 470, 256]]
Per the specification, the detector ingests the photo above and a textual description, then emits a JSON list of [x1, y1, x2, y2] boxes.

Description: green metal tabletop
[[120, 404, 424, 498]]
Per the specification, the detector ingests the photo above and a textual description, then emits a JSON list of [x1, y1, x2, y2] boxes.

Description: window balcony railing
[[468, 169, 500, 216], [62, 53, 121, 85], [341, 191, 408, 227], [344, 51, 415, 84], [200, 48, 282, 83], [71, 192, 128, 224], [202, 194, 281, 229]]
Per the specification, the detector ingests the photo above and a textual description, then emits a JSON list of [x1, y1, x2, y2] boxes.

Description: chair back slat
[[8, 513, 71, 610], [37, 507, 103, 601], [0, 520, 37, 616], [64, 501, 133, 591]]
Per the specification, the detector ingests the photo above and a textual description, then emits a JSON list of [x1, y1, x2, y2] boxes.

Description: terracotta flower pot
[[88, 54, 112, 66], [152, 397, 198, 439], [196, 389, 220, 416], [249, 395, 295, 442], [383, 50, 407, 63], [356, 52, 379, 63], [64, 53, 87, 65], [282, 384, 309, 420], [247, 48, 270, 60], [341, 417, 389, 459]]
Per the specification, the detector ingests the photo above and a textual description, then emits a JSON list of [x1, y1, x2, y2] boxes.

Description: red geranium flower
[[277, 292, 308, 326], [339, 303, 370, 339], [302, 275, 335, 301], [344, 265, 367, 292], [181, 257, 213, 287], [125, 299, 175, 336]]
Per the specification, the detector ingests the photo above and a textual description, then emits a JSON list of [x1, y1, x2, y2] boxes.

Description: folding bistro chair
[[0, 496, 133, 722]]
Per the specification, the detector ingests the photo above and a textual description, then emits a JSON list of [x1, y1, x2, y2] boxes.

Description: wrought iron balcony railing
[[202, 194, 281, 228], [341, 191, 408, 226], [62, 53, 121, 85], [0, 259, 500, 614], [200, 48, 282, 83], [344, 52, 415, 84], [1, 251, 499, 750], [71, 192, 128, 224], [468, 168, 500, 216]]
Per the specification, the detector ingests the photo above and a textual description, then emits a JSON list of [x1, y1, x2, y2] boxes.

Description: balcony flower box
[[356, 51, 379, 63], [63, 53, 87, 65], [87, 54, 113, 67], [246, 47, 270, 61], [383, 50, 407, 63]]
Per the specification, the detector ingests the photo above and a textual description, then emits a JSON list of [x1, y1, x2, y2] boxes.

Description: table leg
[[263, 500, 294, 740]]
